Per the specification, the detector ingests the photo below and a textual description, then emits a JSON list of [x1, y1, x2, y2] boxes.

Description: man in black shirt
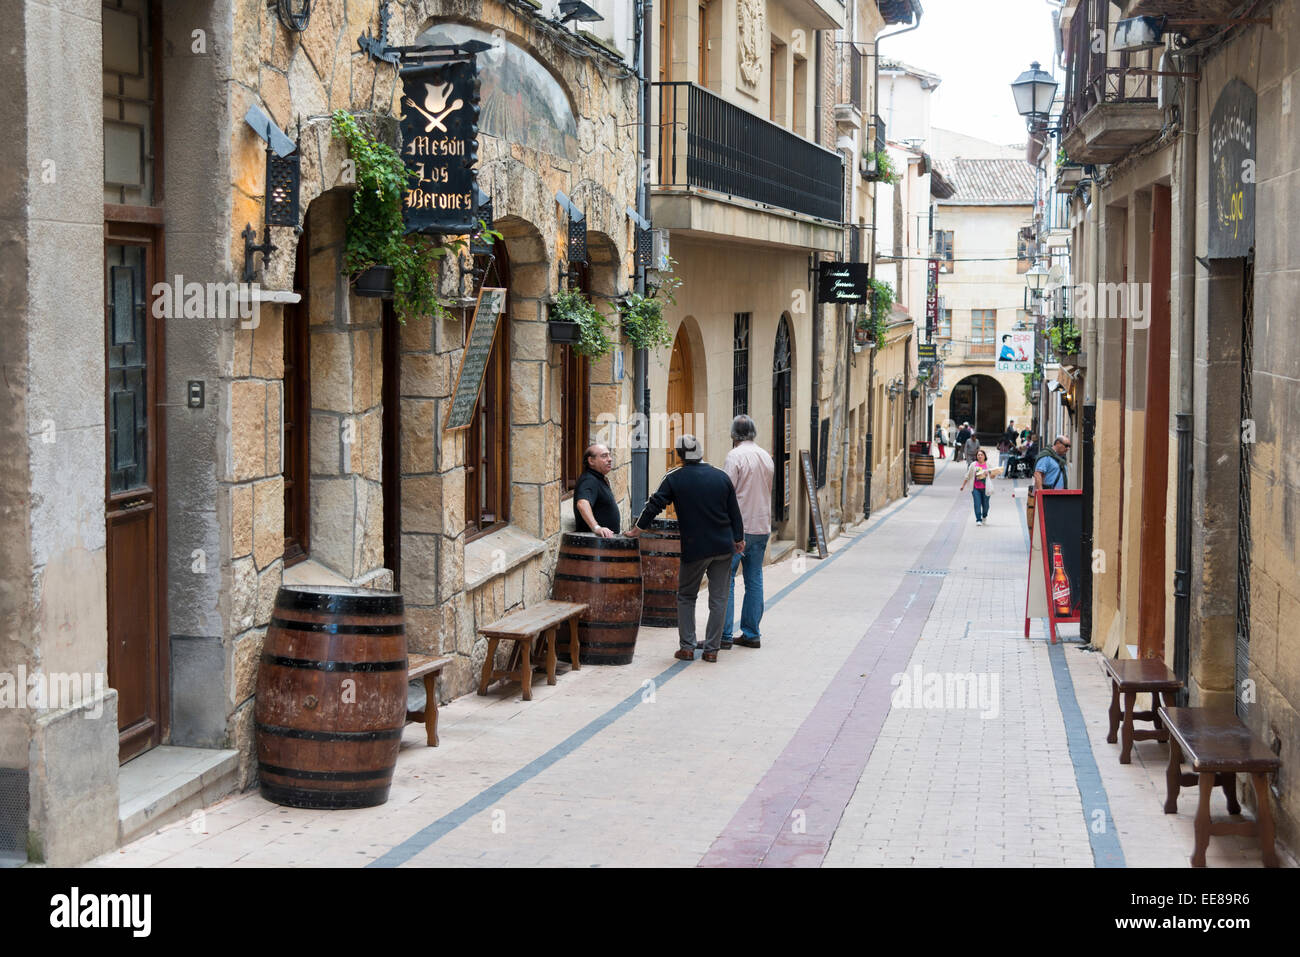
[[573, 444, 620, 537], [627, 435, 744, 663]]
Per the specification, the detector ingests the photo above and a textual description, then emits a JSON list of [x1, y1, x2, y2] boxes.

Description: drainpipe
[[1172, 51, 1198, 700], [810, 32, 822, 554], [865, 3, 922, 512], [631, 0, 651, 513]]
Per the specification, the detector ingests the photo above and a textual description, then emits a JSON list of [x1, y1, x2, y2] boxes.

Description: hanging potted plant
[[549, 288, 613, 357], [619, 259, 681, 350], [862, 149, 900, 185], [330, 110, 452, 321], [856, 278, 894, 347]]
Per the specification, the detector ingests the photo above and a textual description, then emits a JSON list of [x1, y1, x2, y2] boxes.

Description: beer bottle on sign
[[1051, 543, 1072, 616]]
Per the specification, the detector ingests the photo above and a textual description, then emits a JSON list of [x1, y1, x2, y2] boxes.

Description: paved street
[[91, 458, 1285, 869]]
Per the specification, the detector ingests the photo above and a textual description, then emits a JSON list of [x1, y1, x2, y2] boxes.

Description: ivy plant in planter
[[331, 110, 454, 323], [856, 278, 894, 347], [1048, 318, 1082, 359], [549, 288, 613, 358], [862, 149, 900, 185], [619, 259, 682, 351]]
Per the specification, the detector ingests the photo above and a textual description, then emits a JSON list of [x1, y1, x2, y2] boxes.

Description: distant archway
[[950, 374, 1007, 440]]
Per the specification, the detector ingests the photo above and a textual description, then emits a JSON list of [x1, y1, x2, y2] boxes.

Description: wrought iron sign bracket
[[359, 2, 493, 66], [242, 224, 278, 283]]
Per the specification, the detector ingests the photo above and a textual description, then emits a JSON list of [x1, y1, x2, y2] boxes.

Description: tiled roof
[[933, 158, 1035, 206]]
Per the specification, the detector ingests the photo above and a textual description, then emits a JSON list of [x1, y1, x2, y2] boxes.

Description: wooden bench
[[1101, 658, 1182, 764], [477, 600, 589, 701], [1158, 706, 1281, 868], [406, 654, 453, 747]]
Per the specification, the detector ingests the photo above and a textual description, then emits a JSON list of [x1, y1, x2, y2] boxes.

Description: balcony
[[651, 82, 844, 251], [833, 42, 868, 131], [1059, 0, 1162, 164]]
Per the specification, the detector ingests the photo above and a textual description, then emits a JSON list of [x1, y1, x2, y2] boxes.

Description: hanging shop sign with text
[[925, 259, 939, 336], [400, 59, 481, 234], [1208, 79, 1256, 259], [816, 262, 870, 305]]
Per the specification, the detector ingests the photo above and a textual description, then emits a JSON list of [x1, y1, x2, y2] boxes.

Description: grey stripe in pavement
[[1013, 478, 1125, 867], [370, 456, 956, 867]]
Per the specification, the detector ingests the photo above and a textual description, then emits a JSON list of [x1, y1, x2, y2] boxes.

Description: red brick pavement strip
[[698, 487, 971, 867]]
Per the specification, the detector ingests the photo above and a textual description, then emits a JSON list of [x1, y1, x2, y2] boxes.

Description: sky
[[883, 0, 1062, 147]]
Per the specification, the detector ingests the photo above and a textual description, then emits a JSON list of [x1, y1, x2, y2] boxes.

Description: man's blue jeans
[[724, 533, 769, 640]]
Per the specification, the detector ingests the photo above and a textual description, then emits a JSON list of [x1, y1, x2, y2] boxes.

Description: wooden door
[[772, 317, 792, 522], [105, 226, 167, 763], [666, 331, 694, 473]]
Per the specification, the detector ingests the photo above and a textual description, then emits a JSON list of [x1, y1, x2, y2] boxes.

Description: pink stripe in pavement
[[698, 489, 970, 867]]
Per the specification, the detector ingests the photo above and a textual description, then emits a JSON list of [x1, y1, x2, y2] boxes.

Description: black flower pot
[[355, 265, 395, 300], [549, 320, 581, 344]]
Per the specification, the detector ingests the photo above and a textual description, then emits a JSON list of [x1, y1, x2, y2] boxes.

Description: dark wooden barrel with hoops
[[638, 519, 682, 627], [552, 533, 643, 664], [255, 584, 408, 809]]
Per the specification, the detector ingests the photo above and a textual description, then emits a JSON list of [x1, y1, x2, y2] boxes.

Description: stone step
[[118, 746, 240, 846]]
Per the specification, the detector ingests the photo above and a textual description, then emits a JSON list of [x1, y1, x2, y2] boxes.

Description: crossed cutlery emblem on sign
[[407, 81, 463, 133]]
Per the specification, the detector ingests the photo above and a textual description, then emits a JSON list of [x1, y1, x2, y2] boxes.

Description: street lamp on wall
[[1010, 61, 1059, 134]]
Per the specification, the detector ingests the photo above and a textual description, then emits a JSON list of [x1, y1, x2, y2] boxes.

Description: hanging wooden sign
[[400, 59, 481, 234], [1208, 79, 1256, 259], [444, 287, 507, 433]]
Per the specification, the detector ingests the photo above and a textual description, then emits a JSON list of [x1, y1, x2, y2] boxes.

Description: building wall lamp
[[271, 0, 312, 33], [242, 105, 301, 282]]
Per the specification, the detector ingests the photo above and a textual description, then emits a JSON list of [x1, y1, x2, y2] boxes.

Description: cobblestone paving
[[91, 457, 1290, 868]]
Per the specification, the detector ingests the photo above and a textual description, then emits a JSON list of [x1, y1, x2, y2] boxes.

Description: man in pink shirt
[[722, 414, 774, 649]]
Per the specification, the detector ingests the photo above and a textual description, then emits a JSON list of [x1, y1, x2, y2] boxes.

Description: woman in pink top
[[959, 449, 1001, 526]]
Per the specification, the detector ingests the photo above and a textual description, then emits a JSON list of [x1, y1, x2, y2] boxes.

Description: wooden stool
[[406, 654, 453, 746], [1100, 658, 1182, 764], [1159, 706, 1281, 868], [477, 600, 588, 701]]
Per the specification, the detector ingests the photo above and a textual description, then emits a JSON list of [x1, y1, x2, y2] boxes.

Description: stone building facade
[[1056, 0, 1300, 857], [1, 0, 637, 865]]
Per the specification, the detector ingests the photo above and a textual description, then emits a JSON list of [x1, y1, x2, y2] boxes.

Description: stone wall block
[[252, 476, 285, 569], [231, 626, 266, 708], [405, 605, 440, 655], [356, 408, 383, 482], [356, 479, 385, 576], [310, 475, 356, 578], [402, 351, 452, 398], [310, 329, 354, 412], [266, 381, 282, 475], [438, 534, 466, 603], [510, 483, 542, 539], [308, 250, 340, 326], [511, 359, 543, 425], [231, 555, 258, 635], [400, 533, 438, 606], [311, 412, 342, 474], [229, 380, 268, 481], [229, 699, 258, 790], [442, 466, 465, 534], [400, 398, 436, 473], [255, 559, 282, 628], [402, 474, 442, 534], [541, 480, 561, 540], [250, 307, 285, 380], [401, 313, 434, 353], [288, 46, 330, 122], [512, 318, 549, 361], [229, 482, 254, 558]]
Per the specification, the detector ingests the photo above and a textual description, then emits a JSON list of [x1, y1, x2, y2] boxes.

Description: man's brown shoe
[[733, 637, 761, 649], [702, 651, 718, 663], [674, 648, 694, 661]]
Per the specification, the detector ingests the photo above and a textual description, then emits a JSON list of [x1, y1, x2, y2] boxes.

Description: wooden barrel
[[910, 452, 935, 485], [552, 533, 643, 664], [638, 519, 681, 627], [255, 584, 407, 809]]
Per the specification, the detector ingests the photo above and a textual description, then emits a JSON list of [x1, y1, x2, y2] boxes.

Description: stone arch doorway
[[950, 374, 1007, 441], [666, 328, 695, 475], [772, 313, 794, 526]]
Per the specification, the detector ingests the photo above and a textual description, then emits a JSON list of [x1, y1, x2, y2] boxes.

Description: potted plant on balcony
[[549, 288, 613, 358], [330, 110, 454, 322], [862, 149, 899, 185], [619, 258, 681, 351], [1048, 318, 1082, 366]]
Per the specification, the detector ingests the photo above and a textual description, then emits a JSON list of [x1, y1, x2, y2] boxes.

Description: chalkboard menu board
[[1208, 79, 1256, 259], [800, 450, 829, 560], [444, 287, 507, 433]]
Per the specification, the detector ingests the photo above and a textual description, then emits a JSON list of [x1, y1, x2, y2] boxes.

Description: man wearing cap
[[626, 434, 745, 663]]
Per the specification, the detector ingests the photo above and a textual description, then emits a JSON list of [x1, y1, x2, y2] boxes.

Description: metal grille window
[[103, 0, 155, 206], [733, 313, 750, 417], [935, 230, 954, 273]]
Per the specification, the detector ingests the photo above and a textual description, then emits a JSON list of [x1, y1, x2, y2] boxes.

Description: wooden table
[[1101, 658, 1182, 764], [477, 600, 589, 701], [1158, 706, 1281, 867]]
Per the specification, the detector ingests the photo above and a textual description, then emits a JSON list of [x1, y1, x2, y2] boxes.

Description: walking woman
[[959, 449, 1001, 526], [933, 424, 947, 459]]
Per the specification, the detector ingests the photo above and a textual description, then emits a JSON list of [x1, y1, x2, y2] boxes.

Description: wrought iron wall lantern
[[556, 190, 587, 289], [242, 105, 302, 282], [271, 0, 312, 33]]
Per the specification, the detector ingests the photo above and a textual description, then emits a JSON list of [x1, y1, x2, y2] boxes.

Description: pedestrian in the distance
[[573, 443, 620, 537], [960, 449, 1001, 526], [627, 435, 745, 663], [954, 422, 971, 461], [722, 415, 773, 650], [933, 424, 947, 459], [963, 430, 980, 463], [998, 421, 1017, 472]]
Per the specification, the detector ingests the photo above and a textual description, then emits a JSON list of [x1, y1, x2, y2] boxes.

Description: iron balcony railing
[[835, 41, 867, 112], [1060, 0, 1156, 137], [652, 82, 844, 223]]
